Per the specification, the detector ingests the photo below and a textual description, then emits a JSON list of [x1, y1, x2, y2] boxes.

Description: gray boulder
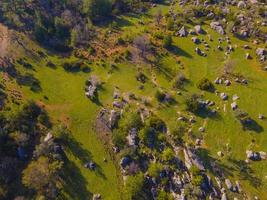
[[210, 21, 225, 35]]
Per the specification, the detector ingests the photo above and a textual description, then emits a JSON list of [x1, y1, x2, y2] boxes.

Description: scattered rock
[[199, 127, 205, 132], [231, 102, 238, 110], [232, 94, 239, 101], [225, 179, 233, 190], [210, 21, 225, 35], [93, 194, 101, 200], [258, 114, 264, 120], [220, 93, 228, 100], [217, 151, 224, 157], [178, 26, 188, 37]]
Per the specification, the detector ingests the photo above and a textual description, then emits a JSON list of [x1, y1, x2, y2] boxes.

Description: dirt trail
[[0, 24, 9, 58]]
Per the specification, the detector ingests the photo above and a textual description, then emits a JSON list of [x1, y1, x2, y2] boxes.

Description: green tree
[[84, 0, 112, 20], [163, 34, 172, 49], [162, 147, 174, 162], [125, 173, 145, 199], [147, 163, 163, 178], [22, 157, 62, 194], [120, 112, 143, 131], [197, 78, 214, 92]]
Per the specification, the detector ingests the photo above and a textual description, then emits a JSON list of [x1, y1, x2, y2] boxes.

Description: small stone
[[217, 151, 224, 157], [220, 93, 228, 100], [199, 127, 205, 132], [232, 94, 239, 101], [93, 194, 101, 200], [195, 139, 201, 146], [241, 79, 248, 84], [258, 114, 264, 120], [225, 80, 231, 86], [231, 102, 238, 110]]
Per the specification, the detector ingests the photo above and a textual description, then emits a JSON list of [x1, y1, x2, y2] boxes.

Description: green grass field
[[4, 4, 267, 199]]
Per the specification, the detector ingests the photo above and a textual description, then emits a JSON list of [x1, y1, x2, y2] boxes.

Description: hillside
[[0, 0, 267, 200]]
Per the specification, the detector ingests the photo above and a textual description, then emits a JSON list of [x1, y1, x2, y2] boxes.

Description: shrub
[[136, 72, 147, 83], [125, 49, 132, 60], [63, 61, 89, 72], [117, 37, 125, 45], [155, 90, 166, 102], [197, 78, 214, 91]]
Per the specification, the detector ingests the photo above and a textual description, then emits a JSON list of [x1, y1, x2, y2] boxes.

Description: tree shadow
[[233, 33, 249, 42], [64, 135, 107, 180], [170, 46, 193, 58], [195, 108, 222, 121], [115, 17, 134, 28], [65, 136, 93, 164], [242, 119, 264, 133], [228, 158, 262, 188], [60, 159, 92, 200], [16, 73, 42, 92], [196, 148, 234, 177]]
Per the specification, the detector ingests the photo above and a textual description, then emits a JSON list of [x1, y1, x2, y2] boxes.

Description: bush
[[63, 61, 89, 72], [155, 90, 166, 102], [125, 49, 132, 60], [197, 78, 214, 92], [117, 37, 125, 45], [162, 148, 174, 162]]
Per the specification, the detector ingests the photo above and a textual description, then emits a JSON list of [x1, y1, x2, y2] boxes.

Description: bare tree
[[133, 35, 151, 59], [155, 9, 163, 26]]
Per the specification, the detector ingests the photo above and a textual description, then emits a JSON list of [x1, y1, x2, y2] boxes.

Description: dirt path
[[0, 24, 9, 58]]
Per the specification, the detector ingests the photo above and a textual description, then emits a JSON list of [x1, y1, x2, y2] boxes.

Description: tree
[[163, 34, 172, 49], [162, 147, 174, 162], [147, 163, 163, 178], [112, 129, 126, 149], [125, 173, 145, 200], [185, 94, 201, 113], [197, 78, 214, 92], [173, 73, 186, 89], [84, 0, 112, 20], [133, 35, 151, 59], [166, 18, 174, 30], [155, 9, 163, 26], [120, 112, 143, 131], [22, 157, 62, 195]]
